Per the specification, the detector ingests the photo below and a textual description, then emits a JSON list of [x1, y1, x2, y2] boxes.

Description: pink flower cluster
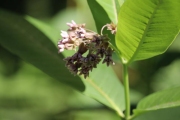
[[57, 20, 87, 53], [57, 20, 116, 78]]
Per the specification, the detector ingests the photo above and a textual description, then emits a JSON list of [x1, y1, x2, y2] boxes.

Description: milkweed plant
[[57, 0, 180, 120], [1, 0, 180, 120]]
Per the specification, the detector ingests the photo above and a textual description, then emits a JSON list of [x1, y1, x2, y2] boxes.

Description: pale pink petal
[[66, 20, 77, 28], [79, 27, 86, 34], [60, 31, 69, 38], [57, 41, 62, 44], [59, 48, 64, 53], [77, 27, 86, 38], [71, 20, 76, 25], [58, 44, 65, 49], [66, 23, 73, 27], [62, 38, 69, 43]]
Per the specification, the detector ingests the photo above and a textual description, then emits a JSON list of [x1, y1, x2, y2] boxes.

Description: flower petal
[[59, 48, 64, 53], [58, 44, 65, 49], [61, 31, 69, 38]]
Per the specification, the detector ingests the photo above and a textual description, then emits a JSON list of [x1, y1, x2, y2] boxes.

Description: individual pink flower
[[68, 31, 77, 41], [106, 23, 117, 34], [76, 27, 86, 38], [58, 43, 65, 53], [66, 20, 77, 30], [61, 30, 68, 37], [60, 31, 69, 43]]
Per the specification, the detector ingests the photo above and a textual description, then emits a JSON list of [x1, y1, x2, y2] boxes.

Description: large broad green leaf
[[0, 9, 85, 91], [27, 16, 125, 118], [87, 0, 124, 47], [131, 86, 180, 120], [116, 0, 180, 64]]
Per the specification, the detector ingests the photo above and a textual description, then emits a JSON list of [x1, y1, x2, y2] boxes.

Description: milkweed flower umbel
[[58, 20, 116, 78]]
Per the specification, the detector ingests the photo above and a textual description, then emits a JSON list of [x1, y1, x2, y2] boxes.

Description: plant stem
[[123, 64, 130, 120]]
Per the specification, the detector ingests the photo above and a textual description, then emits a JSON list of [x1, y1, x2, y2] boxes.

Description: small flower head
[[106, 23, 117, 34], [66, 20, 77, 30], [58, 20, 115, 78], [101, 22, 117, 35]]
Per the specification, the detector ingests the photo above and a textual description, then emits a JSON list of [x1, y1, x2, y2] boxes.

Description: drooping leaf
[[132, 86, 180, 120], [27, 16, 125, 118], [116, 0, 180, 64], [0, 9, 85, 91]]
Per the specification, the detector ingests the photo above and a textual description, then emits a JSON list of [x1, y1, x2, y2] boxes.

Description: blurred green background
[[0, 0, 180, 120]]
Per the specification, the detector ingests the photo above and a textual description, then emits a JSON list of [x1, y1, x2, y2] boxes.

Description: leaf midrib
[[142, 100, 180, 110], [112, 0, 118, 24], [127, 1, 161, 64], [131, 100, 180, 119], [86, 78, 124, 118]]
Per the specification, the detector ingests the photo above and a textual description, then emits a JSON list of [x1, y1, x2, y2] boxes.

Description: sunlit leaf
[[132, 86, 180, 120], [0, 9, 85, 91], [116, 0, 180, 64]]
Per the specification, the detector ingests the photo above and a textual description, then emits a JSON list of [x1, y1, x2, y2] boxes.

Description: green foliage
[[136, 86, 180, 111], [1, 0, 180, 120], [0, 9, 85, 91], [83, 64, 125, 117], [88, 0, 124, 24], [87, 0, 124, 47], [27, 16, 125, 117], [132, 86, 180, 120], [116, 0, 180, 64], [132, 107, 180, 120], [0, 61, 101, 120]]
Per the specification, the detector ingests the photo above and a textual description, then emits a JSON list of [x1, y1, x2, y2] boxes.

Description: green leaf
[[88, 0, 124, 25], [83, 64, 125, 117], [0, 9, 85, 91], [116, 0, 180, 64], [136, 86, 180, 111], [132, 86, 180, 120], [58, 109, 121, 120], [27, 16, 125, 118], [132, 107, 180, 120], [87, 0, 124, 47]]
